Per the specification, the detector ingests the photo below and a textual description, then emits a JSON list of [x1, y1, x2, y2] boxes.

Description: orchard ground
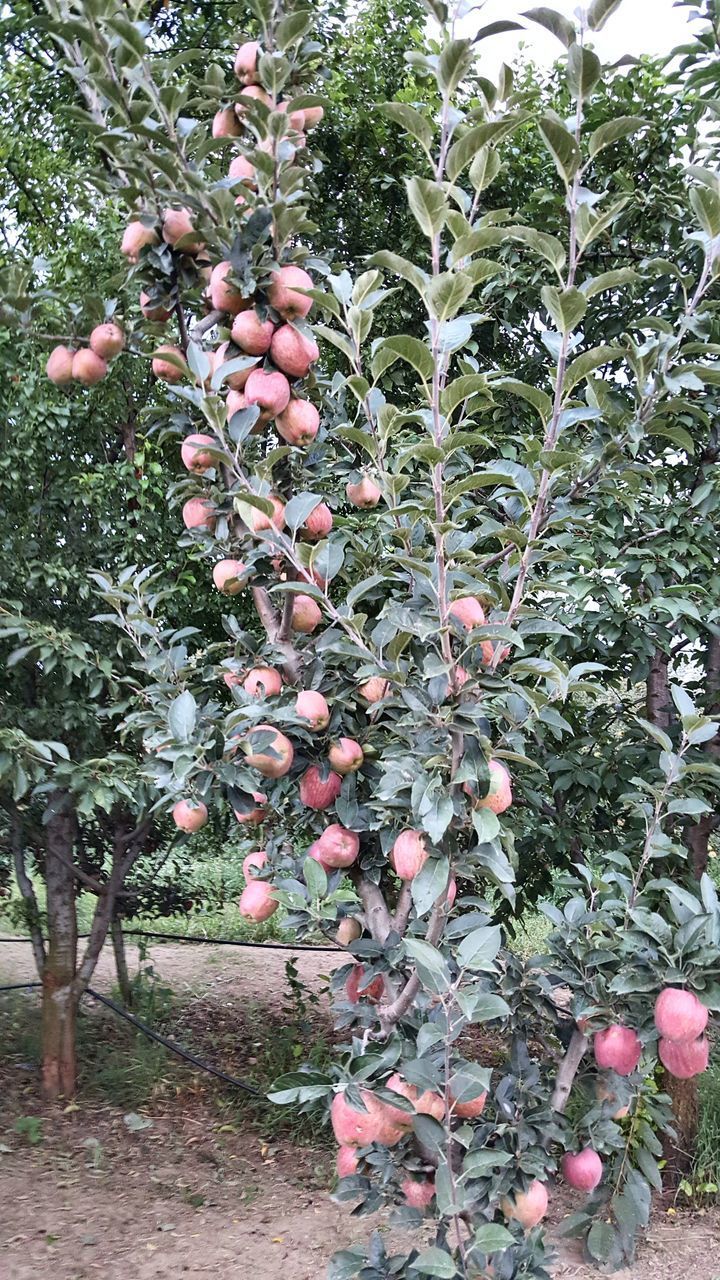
[[1, 934, 719, 1280]]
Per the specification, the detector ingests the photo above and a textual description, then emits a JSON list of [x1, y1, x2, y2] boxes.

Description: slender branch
[[354, 875, 394, 944], [393, 883, 413, 935], [175, 299, 190, 353], [75, 817, 150, 990], [10, 803, 46, 975], [378, 899, 447, 1033], [549, 1028, 588, 1112], [50, 845, 106, 896], [191, 309, 224, 341]]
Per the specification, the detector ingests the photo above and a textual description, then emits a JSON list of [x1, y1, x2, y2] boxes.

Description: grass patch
[[688, 1055, 720, 1199], [508, 910, 552, 957]]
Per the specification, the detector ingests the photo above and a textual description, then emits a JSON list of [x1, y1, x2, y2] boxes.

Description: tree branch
[[10, 803, 46, 975], [550, 1027, 588, 1112]]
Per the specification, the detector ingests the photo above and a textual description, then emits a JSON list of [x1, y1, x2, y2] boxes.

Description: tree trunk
[[663, 1073, 700, 1181], [41, 792, 79, 1100], [111, 916, 133, 1008], [646, 648, 671, 729], [646, 650, 706, 1178], [684, 633, 720, 878]]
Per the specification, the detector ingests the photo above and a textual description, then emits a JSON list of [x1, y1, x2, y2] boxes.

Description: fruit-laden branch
[[377, 895, 448, 1035], [250, 583, 302, 685]]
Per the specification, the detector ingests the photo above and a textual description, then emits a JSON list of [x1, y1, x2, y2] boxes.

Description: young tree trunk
[[645, 651, 700, 1178], [684, 633, 720, 878], [41, 792, 80, 1100], [646, 648, 671, 729], [111, 915, 133, 1008]]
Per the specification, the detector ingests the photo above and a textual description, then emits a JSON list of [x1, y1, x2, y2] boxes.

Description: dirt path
[[0, 933, 345, 1004], [1, 935, 719, 1280]]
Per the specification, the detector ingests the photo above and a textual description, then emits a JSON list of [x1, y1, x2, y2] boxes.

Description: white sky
[[462, 0, 697, 76]]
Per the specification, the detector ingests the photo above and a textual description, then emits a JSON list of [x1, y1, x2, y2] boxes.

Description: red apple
[[181, 433, 216, 474]]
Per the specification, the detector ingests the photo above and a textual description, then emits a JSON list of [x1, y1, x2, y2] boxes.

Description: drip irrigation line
[[84, 988, 261, 1094], [0, 930, 339, 952], [0, 981, 260, 1096]]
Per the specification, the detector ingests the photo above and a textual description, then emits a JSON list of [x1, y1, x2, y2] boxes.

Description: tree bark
[[111, 916, 133, 1008], [41, 791, 80, 1100], [646, 648, 671, 729], [550, 1028, 588, 1113]]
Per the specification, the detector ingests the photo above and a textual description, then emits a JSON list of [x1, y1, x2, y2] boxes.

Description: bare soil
[[1, 937, 719, 1280]]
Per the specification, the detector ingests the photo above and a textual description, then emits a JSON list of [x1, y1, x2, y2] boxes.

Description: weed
[[686, 1056, 720, 1202], [14, 1115, 43, 1144]]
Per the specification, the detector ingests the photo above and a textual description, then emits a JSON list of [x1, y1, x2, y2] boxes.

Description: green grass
[[0, 864, 296, 945], [0, 953, 334, 1142], [689, 1056, 720, 1199], [508, 910, 552, 957]]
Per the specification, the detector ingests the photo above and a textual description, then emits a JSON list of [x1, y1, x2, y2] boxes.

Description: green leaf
[[463, 1149, 513, 1177], [567, 45, 601, 100], [303, 854, 327, 899], [522, 7, 576, 46], [441, 374, 489, 417], [405, 177, 448, 239], [437, 39, 474, 94], [588, 116, 647, 159], [367, 250, 428, 295], [587, 1220, 618, 1263], [446, 116, 527, 183], [379, 102, 434, 152], [588, 0, 625, 30], [313, 323, 354, 363], [490, 377, 552, 422], [404, 939, 452, 995], [472, 1224, 514, 1252], [690, 184, 720, 239], [410, 1246, 456, 1278], [635, 717, 673, 752], [412, 856, 451, 916], [542, 285, 586, 333], [506, 225, 567, 275], [168, 691, 197, 743], [457, 925, 502, 970], [426, 271, 475, 320], [472, 808, 501, 843], [671, 684, 696, 719], [284, 492, 324, 532], [275, 9, 313, 49], [581, 267, 638, 298], [538, 115, 581, 186], [635, 1145, 662, 1192], [468, 146, 502, 193], [563, 344, 623, 394], [372, 334, 433, 383]]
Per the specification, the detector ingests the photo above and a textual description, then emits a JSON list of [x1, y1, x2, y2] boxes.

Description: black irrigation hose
[[84, 988, 261, 1095], [123, 928, 340, 952], [0, 931, 339, 952], [0, 981, 261, 1096]]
